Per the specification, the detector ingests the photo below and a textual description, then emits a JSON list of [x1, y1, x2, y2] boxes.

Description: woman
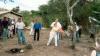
[[29, 20, 34, 36], [47, 23, 59, 47]]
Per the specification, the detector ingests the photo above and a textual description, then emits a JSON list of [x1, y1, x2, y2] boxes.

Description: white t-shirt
[[76, 25, 79, 31], [15, 22, 25, 29], [51, 22, 61, 29], [30, 22, 34, 28], [8, 25, 13, 31], [11, 21, 15, 29]]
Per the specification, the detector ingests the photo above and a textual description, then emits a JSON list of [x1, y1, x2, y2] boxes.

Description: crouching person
[[47, 23, 59, 47], [15, 18, 26, 45]]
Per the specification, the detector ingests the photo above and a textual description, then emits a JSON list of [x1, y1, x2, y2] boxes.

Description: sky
[[0, 0, 49, 11]]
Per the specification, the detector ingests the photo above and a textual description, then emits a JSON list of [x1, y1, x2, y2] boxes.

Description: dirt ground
[[0, 29, 97, 56]]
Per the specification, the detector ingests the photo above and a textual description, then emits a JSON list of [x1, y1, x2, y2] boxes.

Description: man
[[29, 20, 34, 36], [51, 18, 62, 45], [15, 18, 26, 45], [8, 18, 11, 26], [75, 23, 80, 42], [78, 25, 82, 38], [2, 17, 8, 40], [33, 20, 41, 41], [0, 18, 2, 39]]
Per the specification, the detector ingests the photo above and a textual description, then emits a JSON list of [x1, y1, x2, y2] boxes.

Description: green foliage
[[11, 6, 20, 13], [39, 0, 93, 30], [20, 11, 31, 26]]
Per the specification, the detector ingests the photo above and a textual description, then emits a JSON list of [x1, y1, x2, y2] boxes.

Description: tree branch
[[70, 0, 80, 10]]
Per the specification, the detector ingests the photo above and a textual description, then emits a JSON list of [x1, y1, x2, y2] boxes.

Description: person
[[8, 23, 13, 38], [89, 26, 96, 42], [90, 38, 100, 56], [47, 23, 59, 47], [15, 18, 26, 45], [78, 25, 82, 38], [67, 26, 74, 41], [8, 18, 11, 26], [0, 18, 2, 39], [51, 18, 62, 45], [11, 19, 16, 35], [2, 17, 8, 40], [29, 20, 34, 36], [75, 23, 80, 42], [33, 20, 41, 41]]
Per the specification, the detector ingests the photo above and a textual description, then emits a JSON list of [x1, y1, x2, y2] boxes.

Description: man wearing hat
[[15, 18, 26, 45]]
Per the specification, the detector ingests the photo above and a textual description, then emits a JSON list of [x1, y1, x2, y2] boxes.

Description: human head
[[8, 18, 11, 21], [36, 20, 38, 23], [18, 18, 22, 22], [54, 23, 57, 27], [55, 18, 58, 23], [3, 17, 7, 21], [32, 20, 34, 22]]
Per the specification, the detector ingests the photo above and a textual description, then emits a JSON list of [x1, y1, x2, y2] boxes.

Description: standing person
[[12, 19, 16, 35], [75, 23, 80, 42], [47, 23, 59, 47], [0, 18, 2, 39], [90, 26, 96, 42], [29, 20, 34, 36], [8, 24, 13, 38], [78, 25, 82, 38], [51, 18, 62, 45], [2, 17, 8, 40], [8, 18, 11, 26], [15, 18, 26, 45], [33, 20, 41, 41]]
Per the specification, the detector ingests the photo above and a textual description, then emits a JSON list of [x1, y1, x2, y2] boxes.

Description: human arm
[[50, 22, 55, 28], [91, 50, 96, 56], [39, 23, 41, 30]]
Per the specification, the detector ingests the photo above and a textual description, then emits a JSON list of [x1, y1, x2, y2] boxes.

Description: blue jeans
[[96, 52, 100, 56], [17, 29, 26, 44], [57, 32, 59, 45], [3, 28, 8, 39], [71, 34, 74, 41], [76, 31, 80, 42]]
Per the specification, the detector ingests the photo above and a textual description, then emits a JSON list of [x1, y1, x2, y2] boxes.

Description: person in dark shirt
[[2, 17, 8, 40], [0, 18, 2, 38], [33, 20, 41, 41], [8, 18, 11, 26]]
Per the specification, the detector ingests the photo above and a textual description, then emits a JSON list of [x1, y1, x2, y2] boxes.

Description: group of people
[[0, 17, 16, 39], [0, 17, 83, 46], [16, 18, 42, 45], [29, 18, 62, 47]]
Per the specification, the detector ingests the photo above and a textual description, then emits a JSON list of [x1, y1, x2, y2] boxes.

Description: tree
[[0, 0, 14, 4], [11, 6, 20, 13], [20, 11, 31, 26]]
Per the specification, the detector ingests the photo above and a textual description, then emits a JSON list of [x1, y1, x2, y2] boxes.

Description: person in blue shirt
[[33, 20, 41, 41]]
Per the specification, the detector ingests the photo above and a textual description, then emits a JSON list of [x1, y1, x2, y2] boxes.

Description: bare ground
[[0, 29, 97, 56]]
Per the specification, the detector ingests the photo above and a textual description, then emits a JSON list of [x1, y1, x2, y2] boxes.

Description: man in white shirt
[[50, 18, 62, 45], [75, 23, 80, 42], [15, 18, 26, 45]]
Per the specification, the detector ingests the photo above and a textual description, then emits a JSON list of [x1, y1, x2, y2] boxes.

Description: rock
[[25, 44, 33, 49]]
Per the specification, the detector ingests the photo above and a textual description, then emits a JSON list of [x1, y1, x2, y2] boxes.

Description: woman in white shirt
[[29, 20, 34, 36]]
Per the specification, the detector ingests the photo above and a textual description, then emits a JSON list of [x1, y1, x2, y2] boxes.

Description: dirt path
[[0, 29, 95, 56]]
